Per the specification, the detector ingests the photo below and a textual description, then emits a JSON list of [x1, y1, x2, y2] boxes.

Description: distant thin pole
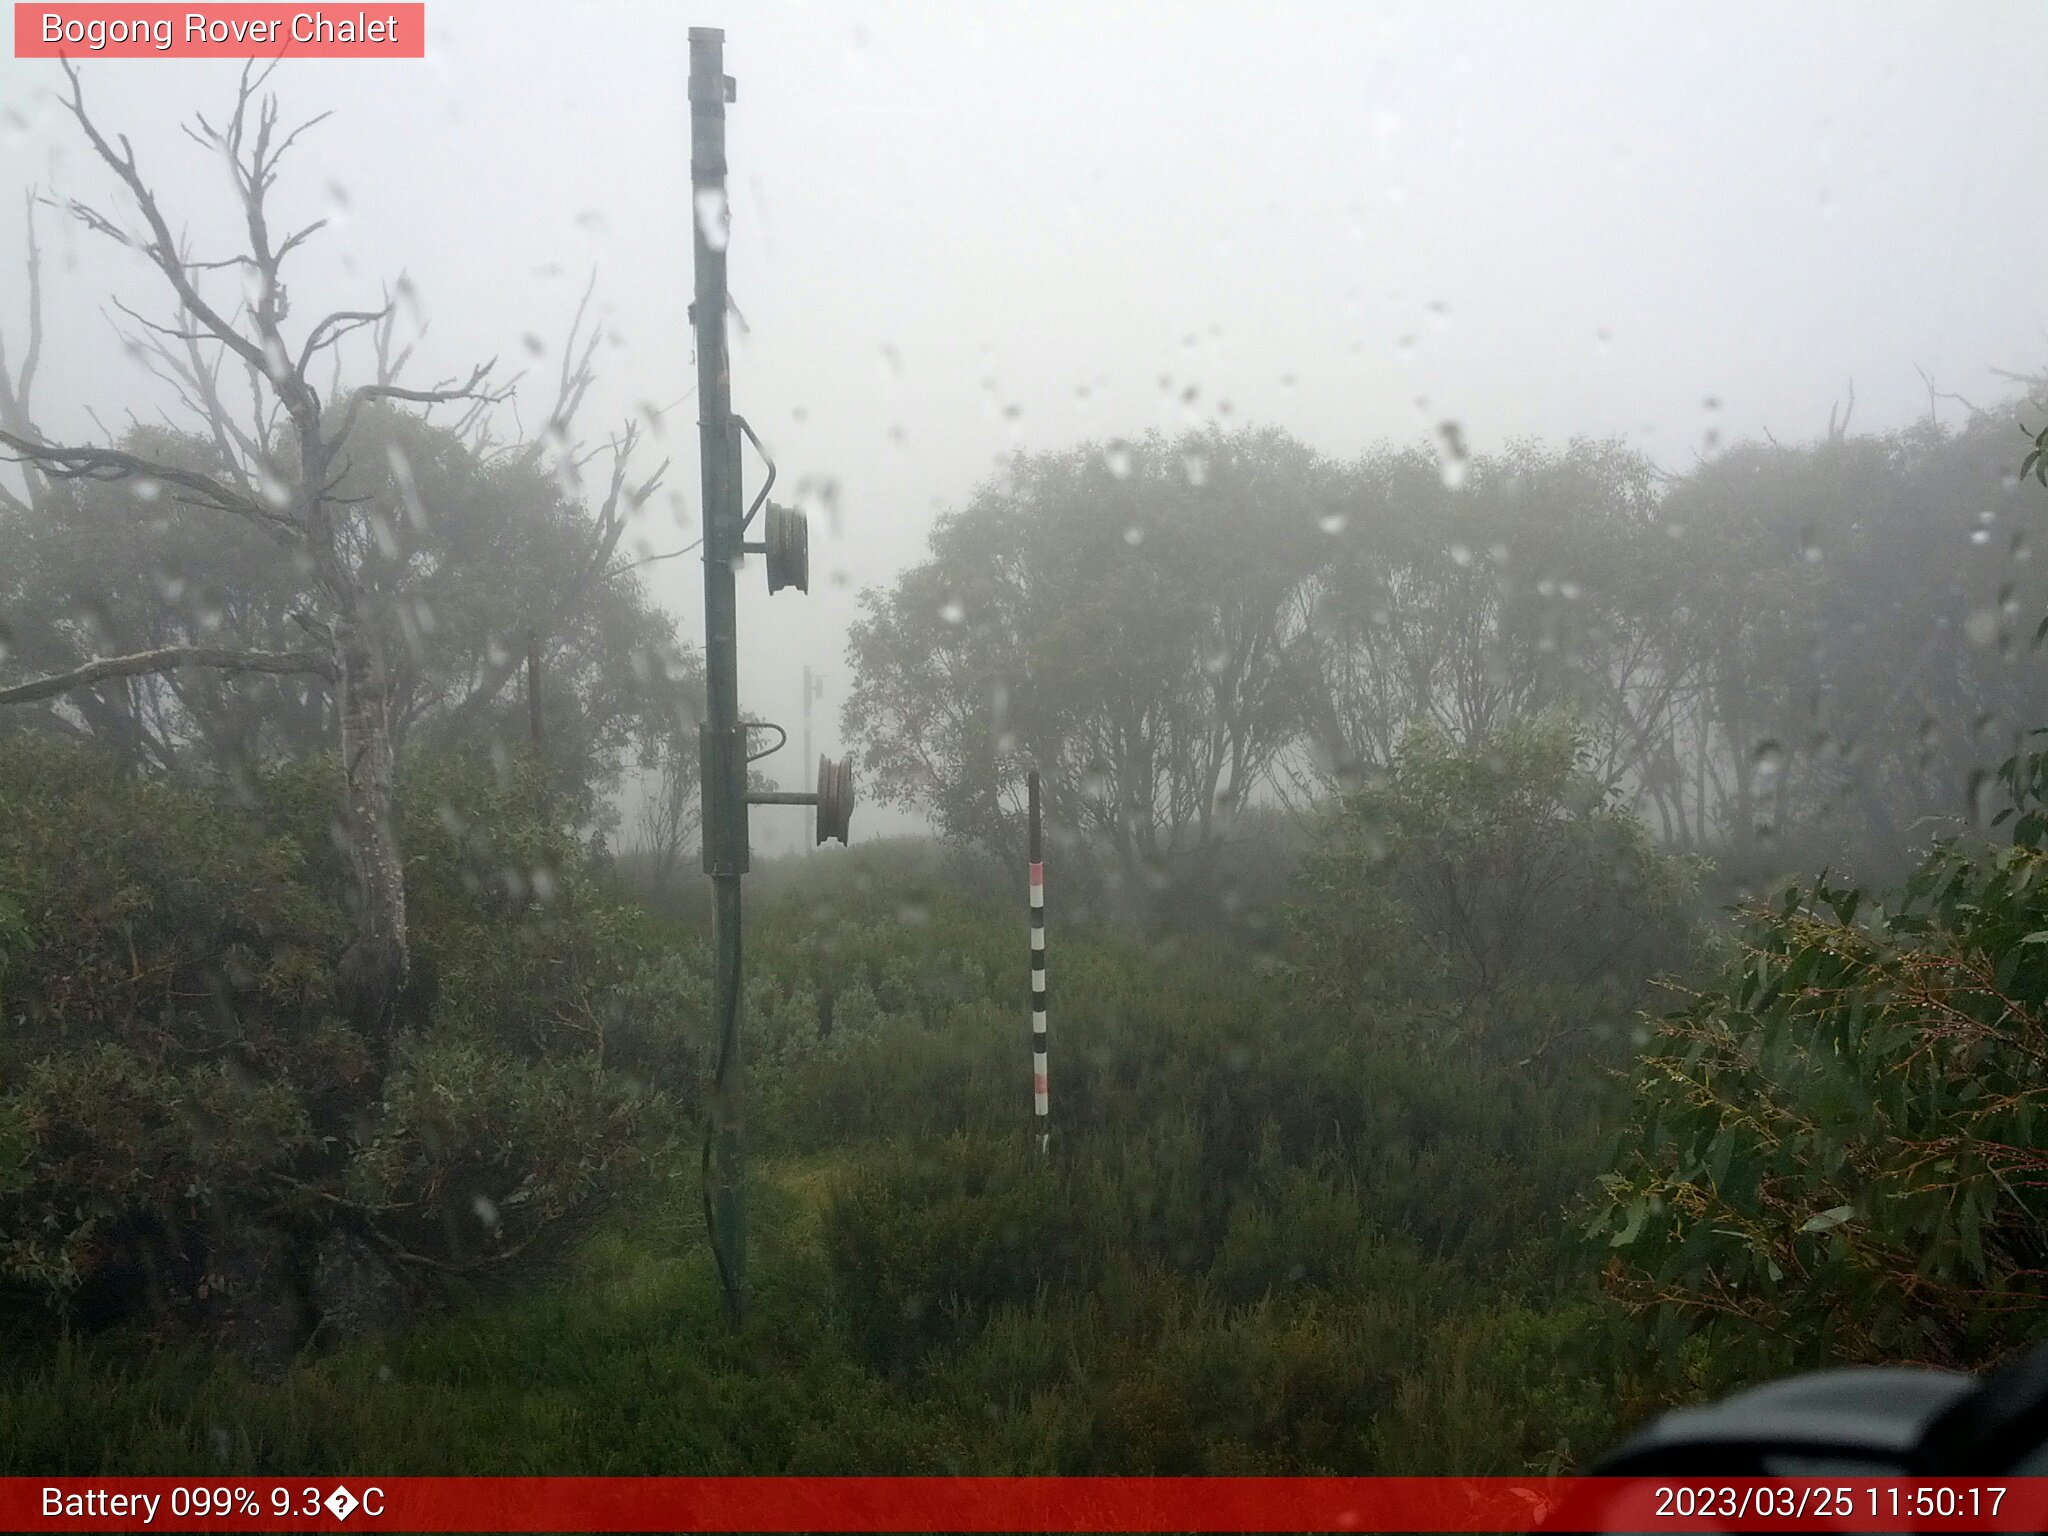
[[526, 629, 544, 754], [801, 664, 813, 781], [527, 628, 547, 819], [1028, 770, 1048, 1153]]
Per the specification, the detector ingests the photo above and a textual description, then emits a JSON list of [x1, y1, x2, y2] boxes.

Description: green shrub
[[0, 1047, 314, 1296], [822, 1136, 1095, 1369], [0, 736, 675, 1336], [347, 1035, 660, 1270], [1595, 733, 2048, 1375], [1288, 718, 1700, 1053], [604, 948, 711, 1098]]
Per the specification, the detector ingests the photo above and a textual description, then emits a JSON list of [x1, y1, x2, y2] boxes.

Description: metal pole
[[801, 664, 813, 789], [1028, 770, 1048, 1153], [690, 26, 748, 1318]]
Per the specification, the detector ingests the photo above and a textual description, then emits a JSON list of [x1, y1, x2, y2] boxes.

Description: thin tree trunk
[[336, 616, 408, 1035]]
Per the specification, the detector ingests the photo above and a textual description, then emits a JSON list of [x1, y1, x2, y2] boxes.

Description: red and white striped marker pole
[[1028, 769, 1049, 1153]]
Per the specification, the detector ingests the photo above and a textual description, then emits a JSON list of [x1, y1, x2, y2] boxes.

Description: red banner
[[13, 5, 425, 58], [5, 1476, 2048, 1532]]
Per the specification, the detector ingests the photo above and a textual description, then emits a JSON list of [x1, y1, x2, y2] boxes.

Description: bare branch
[[440, 426, 647, 727], [548, 272, 601, 442], [0, 427, 298, 540], [330, 360, 505, 450], [0, 187, 51, 510], [6, 186, 46, 419], [55, 61, 274, 382], [290, 608, 334, 646], [177, 324, 265, 469], [109, 295, 215, 345], [604, 536, 701, 581], [298, 305, 391, 377], [370, 287, 419, 387], [0, 645, 334, 707]]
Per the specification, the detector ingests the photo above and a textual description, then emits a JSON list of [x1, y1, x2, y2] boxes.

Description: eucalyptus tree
[[846, 426, 1331, 917], [1651, 407, 2048, 877], [0, 64, 674, 1032], [1298, 437, 1678, 800]]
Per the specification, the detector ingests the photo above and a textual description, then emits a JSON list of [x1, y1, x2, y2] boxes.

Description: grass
[[1, 843, 1662, 1478], [0, 1153, 941, 1476], [1, 1144, 1643, 1477]]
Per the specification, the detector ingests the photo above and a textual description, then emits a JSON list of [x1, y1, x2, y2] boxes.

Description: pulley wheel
[[766, 502, 809, 595], [816, 754, 854, 844]]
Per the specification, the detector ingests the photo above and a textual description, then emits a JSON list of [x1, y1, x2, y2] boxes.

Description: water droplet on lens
[[1435, 421, 1469, 489], [1968, 767, 1997, 827], [694, 188, 731, 252]]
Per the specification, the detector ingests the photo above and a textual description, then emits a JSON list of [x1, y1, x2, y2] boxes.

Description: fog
[[12, 2, 2048, 1453], [3, 1, 2045, 850]]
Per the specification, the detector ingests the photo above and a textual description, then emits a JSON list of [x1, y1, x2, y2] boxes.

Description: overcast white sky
[[3, 1, 2045, 848]]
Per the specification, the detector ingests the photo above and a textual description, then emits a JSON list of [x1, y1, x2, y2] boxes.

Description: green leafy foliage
[[2, 742, 1665, 1473], [1596, 733, 2048, 1376], [0, 736, 677, 1323], [823, 1136, 1093, 1367], [1288, 720, 1701, 1048], [757, 850, 1649, 1471]]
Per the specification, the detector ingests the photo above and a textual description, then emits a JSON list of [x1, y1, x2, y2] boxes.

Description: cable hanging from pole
[[684, 25, 855, 1323]]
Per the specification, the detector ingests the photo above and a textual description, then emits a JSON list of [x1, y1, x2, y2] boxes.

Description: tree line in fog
[[847, 395, 2048, 913]]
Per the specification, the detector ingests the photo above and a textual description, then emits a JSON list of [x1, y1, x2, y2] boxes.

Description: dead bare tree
[[0, 62, 510, 1037]]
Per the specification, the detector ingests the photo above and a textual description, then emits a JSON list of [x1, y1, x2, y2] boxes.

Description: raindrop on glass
[[1436, 421, 1469, 490], [1967, 768, 1997, 828], [694, 187, 731, 252]]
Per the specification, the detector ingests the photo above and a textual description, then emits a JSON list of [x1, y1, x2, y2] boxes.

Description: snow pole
[[1028, 770, 1048, 1153]]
